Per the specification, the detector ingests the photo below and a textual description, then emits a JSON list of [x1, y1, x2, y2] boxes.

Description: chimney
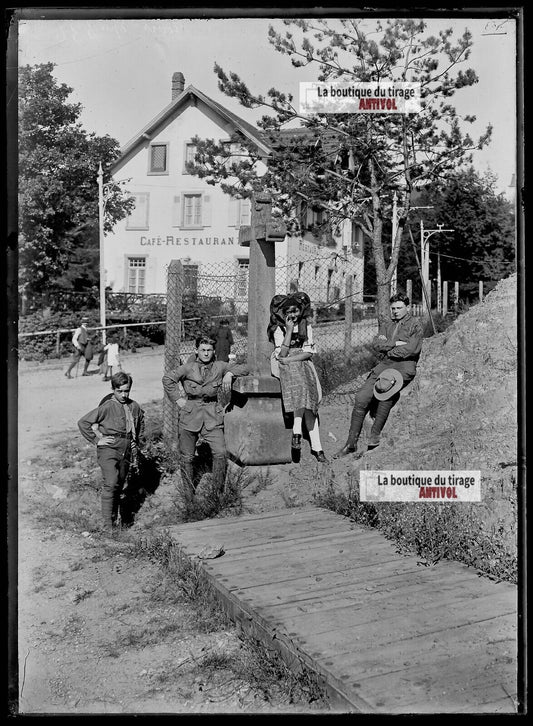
[[172, 72, 185, 100]]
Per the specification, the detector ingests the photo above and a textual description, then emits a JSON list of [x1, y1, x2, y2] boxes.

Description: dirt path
[[15, 349, 332, 715]]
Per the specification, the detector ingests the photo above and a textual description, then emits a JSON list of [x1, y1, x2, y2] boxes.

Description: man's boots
[[367, 396, 398, 449], [333, 403, 366, 458]]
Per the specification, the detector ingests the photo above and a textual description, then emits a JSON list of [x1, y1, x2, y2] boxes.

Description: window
[[126, 193, 149, 230], [183, 143, 197, 173], [236, 260, 249, 298], [228, 197, 251, 227], [128, 257, 146, 293], [149, 143, 168, 174], [172, 193, 211, 228], [183, 193, 202, 227], [311, 207, 324, 226]]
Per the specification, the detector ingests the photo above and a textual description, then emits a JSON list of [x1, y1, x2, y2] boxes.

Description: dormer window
[[149, 143, 168, 174]]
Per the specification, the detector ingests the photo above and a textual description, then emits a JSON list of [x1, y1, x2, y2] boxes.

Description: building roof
[[113, 84, 272, 170]]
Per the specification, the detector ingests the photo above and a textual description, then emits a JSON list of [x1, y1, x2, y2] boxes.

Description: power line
[[427, 250, 515, 266]]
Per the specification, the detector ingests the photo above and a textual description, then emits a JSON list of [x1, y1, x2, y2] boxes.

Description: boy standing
[[78, 372, 145, 532]]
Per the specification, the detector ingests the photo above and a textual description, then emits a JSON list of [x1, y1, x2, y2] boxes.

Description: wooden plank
[[310, 612, 516, 675], [196, 527, 384, 562], [275, 587, 516, 646], [293, 603, 516, 660], [197, 541, 405, 586], [258, 570, 479, 619], [342, 642, 517, 713], [216, 559, 442, 607], [169, 514, 368, 554]]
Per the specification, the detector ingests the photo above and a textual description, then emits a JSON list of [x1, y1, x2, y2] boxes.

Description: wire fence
[[161, 254, 389, 425]]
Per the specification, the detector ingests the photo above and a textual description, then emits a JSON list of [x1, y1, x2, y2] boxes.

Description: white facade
[[107, 75, 365, 307], [107, 80, 270, 298]]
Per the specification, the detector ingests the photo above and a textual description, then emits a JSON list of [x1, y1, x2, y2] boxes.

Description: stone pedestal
[[224, 376, 292, 466], [223, 194, 292, 465]]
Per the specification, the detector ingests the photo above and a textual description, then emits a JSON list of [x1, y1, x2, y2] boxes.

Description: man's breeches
[[97, 443, 131, 526], [179, 426, 226, 462]]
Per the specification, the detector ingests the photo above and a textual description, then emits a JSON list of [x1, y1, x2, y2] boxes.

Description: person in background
[[210, 318, 234, 362], [333, 292, 424, 458], [268, 292, 327, 463], [77, 372, 145, 534], [162, 335, 249, 498], [65, 319, 90, 378], [103, 333, 122, 381]]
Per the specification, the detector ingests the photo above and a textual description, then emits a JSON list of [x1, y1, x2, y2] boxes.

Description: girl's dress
[[104, 342, 121, 369], [273, 325, 322, 414]]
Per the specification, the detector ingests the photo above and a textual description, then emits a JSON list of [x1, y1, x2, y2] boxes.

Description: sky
[[14, 11, 518, 196]]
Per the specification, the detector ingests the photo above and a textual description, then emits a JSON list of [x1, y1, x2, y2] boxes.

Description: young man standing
[[65, 319, 90, 378], [162, 336, 248, 497], [334, 292, 424, 458], [78, 372, 145, 533]]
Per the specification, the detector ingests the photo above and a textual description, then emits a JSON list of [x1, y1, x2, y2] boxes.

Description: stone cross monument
[[224, 194, 293, 465]]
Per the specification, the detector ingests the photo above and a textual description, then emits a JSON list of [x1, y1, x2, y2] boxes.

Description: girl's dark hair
[[267, 292, 311, 344], [111, 371, 132, 390]]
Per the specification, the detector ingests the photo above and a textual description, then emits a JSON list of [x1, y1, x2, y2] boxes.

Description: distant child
[[103, 334, 122, 381]]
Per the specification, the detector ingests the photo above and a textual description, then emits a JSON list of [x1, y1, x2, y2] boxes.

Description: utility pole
[[97, 162, 106, 346], [420, 222, 454, 315], [390, 191, 398, 295]]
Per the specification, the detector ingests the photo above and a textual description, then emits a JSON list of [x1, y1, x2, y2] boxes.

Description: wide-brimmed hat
[[373, 368, 404, 400]]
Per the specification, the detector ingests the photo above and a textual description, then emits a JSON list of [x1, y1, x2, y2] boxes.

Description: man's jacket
[[162, 359, 249, 432], [372, 314, 424, 376]]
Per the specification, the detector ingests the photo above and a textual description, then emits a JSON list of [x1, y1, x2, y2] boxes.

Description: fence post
[[122, 326, 127, 345], [344, 274, 353, 355], [406, 279, 412, 305], [479, 280, 483, 303], [56, 331, 61, 357], [442, 281, 448, 316], [163, 260, 184, 453], [454, 281, 459, 314]]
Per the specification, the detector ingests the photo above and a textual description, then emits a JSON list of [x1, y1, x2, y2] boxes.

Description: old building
[[107, 72, 364, 310]]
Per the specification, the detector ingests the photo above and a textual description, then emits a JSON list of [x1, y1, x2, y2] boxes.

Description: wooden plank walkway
[[167, 505, 517, 714]]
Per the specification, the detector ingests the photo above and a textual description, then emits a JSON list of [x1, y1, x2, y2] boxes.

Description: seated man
[[334, 292, 423, 458], [162, 335, 249, 497]]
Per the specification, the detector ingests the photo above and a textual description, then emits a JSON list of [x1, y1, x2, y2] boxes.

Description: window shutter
[[228, 197, 239, 227], [239, 198, 251, 227], [202, 194, 212, 227], [172, 195, 181, 227]]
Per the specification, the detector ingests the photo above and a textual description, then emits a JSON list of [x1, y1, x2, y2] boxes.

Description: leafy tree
[[187, 18, 492, 318], [18, 63, 134, 299], [396, 167, 515, 301]]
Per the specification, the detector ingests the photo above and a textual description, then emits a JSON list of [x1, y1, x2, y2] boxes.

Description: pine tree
[[187, 18, 492, 319]]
